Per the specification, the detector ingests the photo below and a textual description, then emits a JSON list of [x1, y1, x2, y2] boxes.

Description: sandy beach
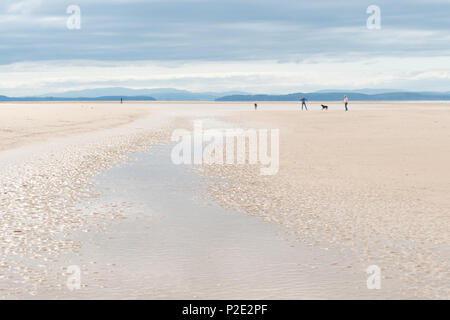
[[196, 102, 450, 298], [0, 101, 448, 299], [0, 102, 149, 152]]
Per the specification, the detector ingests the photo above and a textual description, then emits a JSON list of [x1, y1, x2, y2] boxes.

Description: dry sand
[[0, 102, 149, 151]]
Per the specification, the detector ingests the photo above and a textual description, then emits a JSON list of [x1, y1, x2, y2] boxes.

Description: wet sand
[[0, 104, 170, 298], [0, 102, 448, 299], [35, 144, 399, 299]]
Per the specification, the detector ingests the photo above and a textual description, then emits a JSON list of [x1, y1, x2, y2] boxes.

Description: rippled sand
[[0, 103, 172, 297], [0, 130, 174, 297], [0, 102, 448, 299], [195, 104, 450, 299]]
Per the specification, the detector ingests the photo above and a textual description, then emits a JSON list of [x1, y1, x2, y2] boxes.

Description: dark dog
[[321, 104, 328, 110]]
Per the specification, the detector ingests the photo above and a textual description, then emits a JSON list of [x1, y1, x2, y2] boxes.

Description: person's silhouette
[[301, 96, 308, 111]]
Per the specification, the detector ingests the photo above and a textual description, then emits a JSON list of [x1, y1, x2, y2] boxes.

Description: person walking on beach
[[254, 103, 258, 110], [301, 96, 308, 111], [344, 96, 349, 111], [120, 97, 123, 104]]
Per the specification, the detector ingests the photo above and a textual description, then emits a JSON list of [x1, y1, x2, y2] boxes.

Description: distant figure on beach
[[301, 96, 308, 111], [254, 103, 258, 110], [120, 98, 123, 104], [344, 96, 349, 111]]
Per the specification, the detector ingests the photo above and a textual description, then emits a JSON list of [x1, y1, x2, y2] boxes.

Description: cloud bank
[[0, 0, 449, 95]]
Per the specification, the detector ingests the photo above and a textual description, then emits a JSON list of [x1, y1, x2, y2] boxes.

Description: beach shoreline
[[0, 101, 448, 299]]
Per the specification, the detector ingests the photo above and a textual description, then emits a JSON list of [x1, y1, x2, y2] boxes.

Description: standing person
[[301, 96, 308, 111], [344, 96, 349, 111], [120, 97, 123, 104], [254, 103, 258, 110]]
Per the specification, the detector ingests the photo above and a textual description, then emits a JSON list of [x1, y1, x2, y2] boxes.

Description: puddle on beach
[[26, 143, 405, 300]]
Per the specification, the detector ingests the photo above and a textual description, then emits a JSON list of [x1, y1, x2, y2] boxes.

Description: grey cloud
[[0, 0, 449, 64]]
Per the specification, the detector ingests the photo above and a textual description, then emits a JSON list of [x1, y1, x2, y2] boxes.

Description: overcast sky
[[1, 0, 449, 96]]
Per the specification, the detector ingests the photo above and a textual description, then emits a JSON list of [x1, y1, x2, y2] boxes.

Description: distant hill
[[2, 88, 450, 102], [41, 87, 248, 101], [216, 91, 450, 101], [0, 96, 156, 102], [314, 88, 407, 94]]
